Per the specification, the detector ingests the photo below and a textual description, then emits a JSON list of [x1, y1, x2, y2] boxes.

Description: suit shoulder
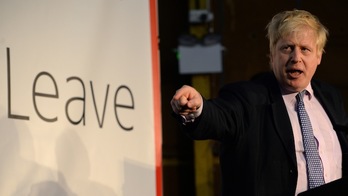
[[218, 72, 277, 104], [312, 79, 341, 94], [220, 72, 277, 94]]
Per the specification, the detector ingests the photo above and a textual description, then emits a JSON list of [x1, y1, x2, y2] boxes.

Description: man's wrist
[[180, 103, 203, 125], [180, 114, 195, 125]]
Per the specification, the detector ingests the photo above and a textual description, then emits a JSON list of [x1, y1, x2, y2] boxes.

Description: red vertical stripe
[[149, 0, 162, 195]]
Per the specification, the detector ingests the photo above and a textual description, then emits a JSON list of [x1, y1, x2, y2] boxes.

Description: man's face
[[270, 26, 322, 93]]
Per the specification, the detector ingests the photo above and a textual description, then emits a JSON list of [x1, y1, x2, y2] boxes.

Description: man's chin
[[280, 83, 304, 94]]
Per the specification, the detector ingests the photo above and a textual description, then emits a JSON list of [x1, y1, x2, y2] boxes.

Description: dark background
[[158, 1, 348, 195]]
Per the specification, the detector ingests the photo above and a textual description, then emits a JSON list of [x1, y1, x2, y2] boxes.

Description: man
[[170, 10, 348, 195]]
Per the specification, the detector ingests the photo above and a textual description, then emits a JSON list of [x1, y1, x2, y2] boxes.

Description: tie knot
[[296, 90, 307, 103]]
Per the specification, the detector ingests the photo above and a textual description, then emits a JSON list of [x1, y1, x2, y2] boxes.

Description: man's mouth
[[286, 69, 303, 78]]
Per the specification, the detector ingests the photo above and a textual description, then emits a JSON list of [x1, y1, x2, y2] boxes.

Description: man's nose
[[290, 48, 302, 63]]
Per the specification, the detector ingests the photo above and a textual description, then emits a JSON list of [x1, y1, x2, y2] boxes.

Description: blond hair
[[266, 10, 328, 55]]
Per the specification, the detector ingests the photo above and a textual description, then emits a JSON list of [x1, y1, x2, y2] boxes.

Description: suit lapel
[[271, 92, 297, 166], [259, 73, 297, 166], [311, 81, 339, 125]]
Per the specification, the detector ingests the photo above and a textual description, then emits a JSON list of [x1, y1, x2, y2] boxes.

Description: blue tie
[[296, 91, 325, 189]]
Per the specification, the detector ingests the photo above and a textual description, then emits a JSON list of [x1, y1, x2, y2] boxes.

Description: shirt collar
[[281, 84, 313, 104], [304, 84, 313, 100]]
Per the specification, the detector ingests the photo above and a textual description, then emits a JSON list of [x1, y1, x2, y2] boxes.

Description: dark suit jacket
[[183, 72, 348, 196]]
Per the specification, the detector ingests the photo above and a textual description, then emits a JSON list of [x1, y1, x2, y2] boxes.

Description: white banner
[[0, 0, 162, 195]]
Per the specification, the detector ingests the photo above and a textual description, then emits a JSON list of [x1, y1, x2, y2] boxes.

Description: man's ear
[[268, 53, 274, 68], [317, 53, 322, 65]]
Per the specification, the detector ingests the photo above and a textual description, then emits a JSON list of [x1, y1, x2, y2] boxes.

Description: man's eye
[[281, 46, 292, 53], [301, 47, 310, 52]]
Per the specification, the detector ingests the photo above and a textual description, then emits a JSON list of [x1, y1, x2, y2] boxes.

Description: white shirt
[[282, 85, 342, 195]]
